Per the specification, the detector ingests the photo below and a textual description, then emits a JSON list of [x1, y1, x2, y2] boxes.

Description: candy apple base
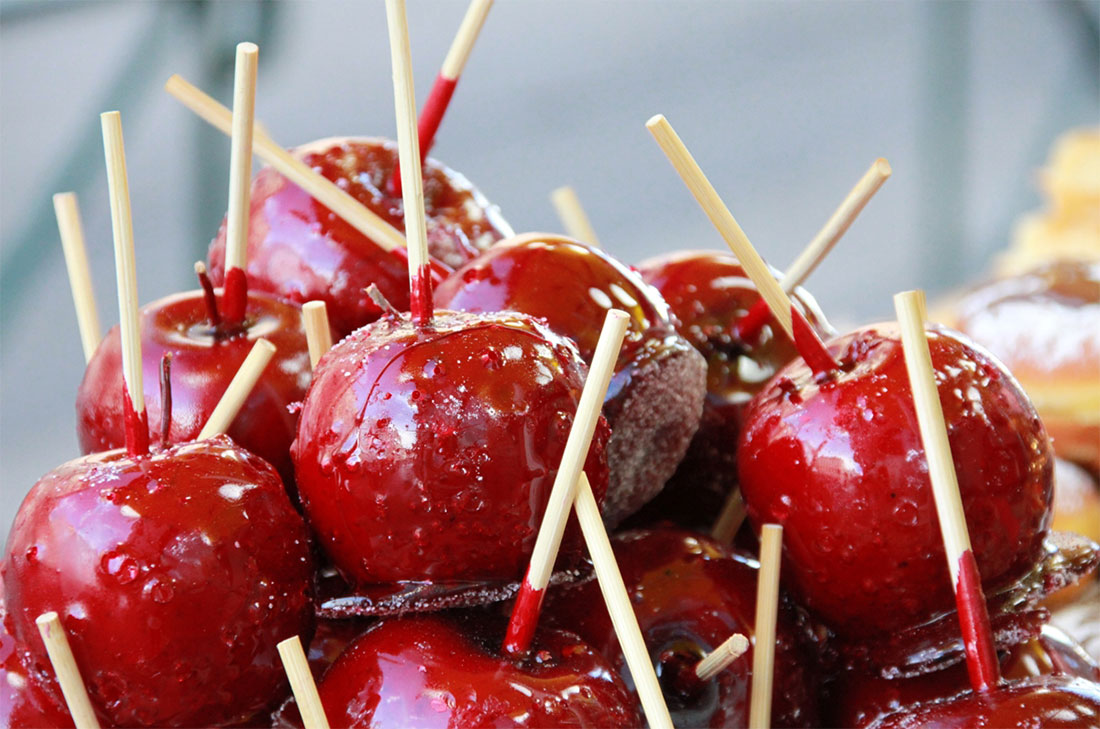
[[3, 437, 315, 728]]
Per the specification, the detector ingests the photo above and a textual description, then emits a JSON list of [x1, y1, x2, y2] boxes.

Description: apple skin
[[1, 584, 75, 729], [2, 436, 315, 728], [292, 309, 609, 589], [76, 289, 316, 488], [275, 612, 643, 728], [738, 322, 1053, 641], [208, 137, 512, 337]]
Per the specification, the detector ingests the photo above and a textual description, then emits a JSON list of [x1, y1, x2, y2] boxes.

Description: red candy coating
[[435, 234, 706, 525], [292, 309, 609, 588], [76, 289, 314, 486], [1, 588, 74, 729], [209, 137, 512, 337], [633, 250, 831, 530], [545, 528, 820, 728], [738, 323, 1053, 640], [2, 437, 315, 728], [277, 613, 642, 728]]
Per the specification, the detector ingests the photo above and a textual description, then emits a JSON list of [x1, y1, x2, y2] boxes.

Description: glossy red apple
[[544, 527, 820, 728], [208, 137, 513, 337], [292, 308, 609, 593], [1, 585, 75, 729], [738, 323, 1053, 645], [631, 250, 832, 530], [2, 436, 315, 727], [274, 612, 642, 728], [76, 289, 315, 486], [435, 234, 707, 526]]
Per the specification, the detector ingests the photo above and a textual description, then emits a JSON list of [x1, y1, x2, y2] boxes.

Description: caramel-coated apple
[[434, 234, 707, 525], [2, 436, 315, 727], [738, 323, 1053, 645], [209, 137, 512, 336]]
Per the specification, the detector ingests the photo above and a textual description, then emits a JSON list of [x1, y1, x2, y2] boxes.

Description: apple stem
[[194, 262, 221, 327], [502, 576, 544, 656], [366, 284, 401, 318], [955, 550, 1002, 692], [222, 267, 248, 326], [123, 386, 149, 457], [790, 305, 839, 376], [159, 353, 173, 449], [388, 74, 458, 197]]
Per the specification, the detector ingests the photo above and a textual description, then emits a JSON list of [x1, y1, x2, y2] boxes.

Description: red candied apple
[[435, 234, 707, 526], [305, 618, 372, 680], [2, 435, 315, 728], [544, 527, 820, 728], [631, 250, 832, 530], [738, 323, 1053, 643], [827, 624, 1100, 727], [1, 586, 74, 729], [274, 612, 642, 728], [292, 308, 610, 590], [76, 288, 316, 486], [209, 137, 513, 336]]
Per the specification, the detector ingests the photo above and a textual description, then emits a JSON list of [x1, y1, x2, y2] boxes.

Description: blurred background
[[1, 0, 1098, 538]]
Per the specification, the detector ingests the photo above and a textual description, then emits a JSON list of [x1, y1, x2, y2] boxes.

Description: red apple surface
[[209, 137, 512, 337], [2, 436, 315, 727], [1, 584, 75, 729]]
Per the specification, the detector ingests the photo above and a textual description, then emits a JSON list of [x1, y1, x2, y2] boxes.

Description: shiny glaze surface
[[738, 323, 1053, 640], [633, 250, 832, 529], [2, 437, 315, 727], [870, 676, 1100, 728], [76, 289, 314, 486], [1, 588, 75, 729], [828, 625, 1100, 727], [292, 309, 609, 587], [544, 528, 820, 728], [281, 613, 642, 728], [209, 137, 512, 336], [435, 235, 707, 524]]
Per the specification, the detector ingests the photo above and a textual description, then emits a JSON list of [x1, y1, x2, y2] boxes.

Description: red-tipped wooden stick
[[895, 290, 1001, 693], [390, 0, 493, 196], [646, 114, 839, 376], [222, 42, 258, 325], [503, 309, 631, 655], [737, 158, 891, 341], [385, 0, 434, 325], [101, 111, 148, 456]]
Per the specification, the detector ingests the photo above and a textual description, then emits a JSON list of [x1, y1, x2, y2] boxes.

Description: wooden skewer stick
[[894, 290, 1002, 693], [696, 632, 751, 682], [737, 158, 891, 340], [35, 612, 101, 729], [710, 488, 746, 545], [222, 42, 258, 324], [574, 471, 674, 729], [550, 186, 601, 247], [101, 111, 149, 456], [302, 301, 334, 370], [748, 523, 782, 729], [385, 0, 434, 325], [197, 338, 276, 439], [53, 193, 102, 363], [277, 636, 331, 729], [391, 0, 494, 196], [645, 114, 838, 375], [164, 75, 407, 253], [503, 309, 630, 655]]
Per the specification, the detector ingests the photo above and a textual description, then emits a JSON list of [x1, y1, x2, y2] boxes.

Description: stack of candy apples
[[3, 2, 1098, 727]]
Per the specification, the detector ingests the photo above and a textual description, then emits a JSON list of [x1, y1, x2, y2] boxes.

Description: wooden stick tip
[[36, 611, 60, 629], [875, 158, 893, 177], [193, 261, 207, 275], [237, 41, 258, 55], [645, 113, 668, 130]]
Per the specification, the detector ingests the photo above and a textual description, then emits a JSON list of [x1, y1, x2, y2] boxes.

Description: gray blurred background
[[2, 0, 1098, 539]]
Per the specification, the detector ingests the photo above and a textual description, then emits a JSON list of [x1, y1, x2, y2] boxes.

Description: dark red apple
[[1, 585, 75, 729], [208, 137, 512, 337], [2, 436, 315, 727], [631, 250, 832, 530], [274, 612, 642, 728], [544, 527, 820, 728], [76, 289, 315, 486], [434, 234, 707, 526], [738, 323, 1053, 645], [292, 308, 609, 593]]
